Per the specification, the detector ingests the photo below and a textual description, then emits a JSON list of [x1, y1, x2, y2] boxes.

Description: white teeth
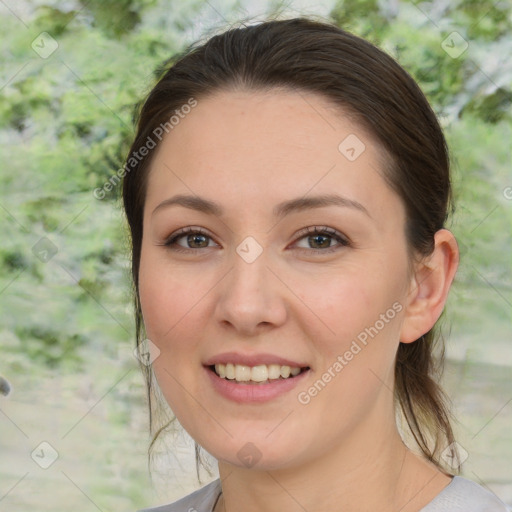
[[213, 363, 305, 382], [235, 365, 251, 382], [225, 363, 235, 380], [251, 365, 268, 382], [268, 364, 281, 379]]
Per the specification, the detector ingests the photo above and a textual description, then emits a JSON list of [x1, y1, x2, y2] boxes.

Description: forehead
[[145, 89, 403, 224], [155, 88, 372, 160]]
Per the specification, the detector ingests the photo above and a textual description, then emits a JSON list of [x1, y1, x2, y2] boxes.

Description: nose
[[213, 246, 288, 336]]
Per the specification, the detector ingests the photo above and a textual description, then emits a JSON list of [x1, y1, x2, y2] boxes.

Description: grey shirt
[[138, 476, 510, 512]]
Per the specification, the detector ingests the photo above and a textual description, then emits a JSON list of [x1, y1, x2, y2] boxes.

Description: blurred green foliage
[[0, 0, 510, 377]]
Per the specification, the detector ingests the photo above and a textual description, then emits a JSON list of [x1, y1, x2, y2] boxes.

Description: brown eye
[[307, 234, 333, 249], [294, 226, 350, 253], [163, 227, 218, 252], [184, 233, 210, 248]]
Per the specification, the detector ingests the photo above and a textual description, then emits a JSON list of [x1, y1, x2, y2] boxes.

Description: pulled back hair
[[122, 16, 458, 477]]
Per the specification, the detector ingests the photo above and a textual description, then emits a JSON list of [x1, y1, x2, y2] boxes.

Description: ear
[[400, 229, 459, 344]]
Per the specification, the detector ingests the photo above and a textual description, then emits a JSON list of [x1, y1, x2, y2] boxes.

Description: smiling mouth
[[208, 363, 310, 384]]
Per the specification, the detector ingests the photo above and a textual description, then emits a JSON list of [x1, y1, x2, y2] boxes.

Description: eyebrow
[[151, 193, 371, 219]]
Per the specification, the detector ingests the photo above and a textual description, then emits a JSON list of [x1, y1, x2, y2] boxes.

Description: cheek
[[295, 263, 404, 347], [139, 246, 208, 336], [138, 254, 209, 419], [138, 251, 207, 353], [292, 270, 405, 428]]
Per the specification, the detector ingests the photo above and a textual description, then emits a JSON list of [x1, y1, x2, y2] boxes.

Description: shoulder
[[421, 476, 510, 512], [137, 478, 222, 512]]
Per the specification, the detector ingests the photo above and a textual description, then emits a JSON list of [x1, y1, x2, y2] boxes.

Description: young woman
[[122, 16, 509, 512]]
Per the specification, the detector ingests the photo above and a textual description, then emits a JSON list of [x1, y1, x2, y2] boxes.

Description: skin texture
[[138, 89, 459, 512]]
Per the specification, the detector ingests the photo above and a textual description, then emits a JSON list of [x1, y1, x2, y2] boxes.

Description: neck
[[214, 410, 451, 512]]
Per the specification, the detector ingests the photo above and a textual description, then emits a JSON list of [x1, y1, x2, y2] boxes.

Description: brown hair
[[122, 15, 458, 478]]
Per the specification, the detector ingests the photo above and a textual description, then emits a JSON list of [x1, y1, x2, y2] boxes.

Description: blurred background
[[0, 0, 510, 510]]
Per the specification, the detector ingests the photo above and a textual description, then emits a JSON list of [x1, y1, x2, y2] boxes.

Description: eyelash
[[161, 226, 350, 255]]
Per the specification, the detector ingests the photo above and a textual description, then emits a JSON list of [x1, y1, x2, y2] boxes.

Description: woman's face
[[139, 89, 414, 469]]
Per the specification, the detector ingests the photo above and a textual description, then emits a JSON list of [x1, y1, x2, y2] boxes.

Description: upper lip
[[203, 352, 310, 368]]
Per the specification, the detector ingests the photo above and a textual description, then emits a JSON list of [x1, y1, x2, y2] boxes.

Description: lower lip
[[204, 366, 311, 403]]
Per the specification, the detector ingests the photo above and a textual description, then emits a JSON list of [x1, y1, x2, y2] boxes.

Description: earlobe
[[400, 229, 459, 344]]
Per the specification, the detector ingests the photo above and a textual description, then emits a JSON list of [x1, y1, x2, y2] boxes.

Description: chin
[[200, 433, 307, 472]]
